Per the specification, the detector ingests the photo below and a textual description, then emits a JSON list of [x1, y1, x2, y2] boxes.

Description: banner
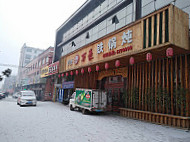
[[75, 89, 92, 108]]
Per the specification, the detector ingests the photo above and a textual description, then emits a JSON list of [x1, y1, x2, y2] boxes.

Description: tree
[[0, 68, 12, 81]]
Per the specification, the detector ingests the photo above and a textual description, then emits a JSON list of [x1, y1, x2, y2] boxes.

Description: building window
[[71, 41, 76, 47], [25, 54, 31, 60], [46, 57, 49, 63], [39, 61, 41, 67], [112, 15, 119, 24], [86, 32, 90, 39], [26, 48, 32, 52], [42, 58, 45, 65]]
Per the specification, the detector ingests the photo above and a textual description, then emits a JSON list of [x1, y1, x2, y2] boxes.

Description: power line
[[0, 63, 29, 69]]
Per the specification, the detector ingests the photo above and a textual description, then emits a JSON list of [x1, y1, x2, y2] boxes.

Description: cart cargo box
[[69, 88, 107, 114]]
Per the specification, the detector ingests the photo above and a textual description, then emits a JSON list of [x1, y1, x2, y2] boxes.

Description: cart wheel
[[82, 109, 87, 115], [70, 105, 74, 111]]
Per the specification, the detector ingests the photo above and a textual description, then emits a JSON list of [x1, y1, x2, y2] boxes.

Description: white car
[[17, 90, 37, 106]]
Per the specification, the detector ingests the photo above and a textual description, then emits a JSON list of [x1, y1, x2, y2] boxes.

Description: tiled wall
[[61, 0, 134, 57]]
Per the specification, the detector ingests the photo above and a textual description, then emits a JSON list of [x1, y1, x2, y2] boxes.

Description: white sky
[[0, 0, 86, 87]]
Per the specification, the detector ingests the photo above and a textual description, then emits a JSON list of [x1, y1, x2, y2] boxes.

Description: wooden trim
[[158, 59, 162, 113], [166, 58, 169, 114], [151, 16, 154, 47], [146, 18, 149, 48], [145, 63, 148, 111], [151, 61, 154, 112], [180, 56, 184, 116], [142, 63, 145, 110], [162, 59, 165, 114], [162, 10, 166, 43], [185, 55, 190, 117], [175, 56, 179, 115], [148, 62, 151, 111], [156, 13, 160, 45], [171, 58, 174, 115], [155, 59, 158, 112], [120, 108, 190, 129], [139, 64, 142, 109]]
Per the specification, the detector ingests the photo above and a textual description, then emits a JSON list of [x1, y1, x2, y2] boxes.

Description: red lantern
[[66, 72, 69, 76], [129, 57, 135, 65], [88, 67, 91, 73], [105, 63, 109, 70], [81, 68, 84, 74], [166, 48, 173, 58], [61, 73, 64, 77], [96, 65, 100, 72], [58, 74, 61, 78], [75, 70, 79, 75], [115, 60, 120, 68], [146, 53, 152, 62], [70, 71, 73, 76]]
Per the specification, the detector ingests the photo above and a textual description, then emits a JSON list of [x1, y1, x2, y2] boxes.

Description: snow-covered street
[[0, 97, 189, 142]]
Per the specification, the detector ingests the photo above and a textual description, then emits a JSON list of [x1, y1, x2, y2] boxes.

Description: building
[[54, 0, 190, 129], [21, 47, 54, 100], [2, 75, 17, 95], [41, 61, 59, 101], [17, 43, 44, 88]]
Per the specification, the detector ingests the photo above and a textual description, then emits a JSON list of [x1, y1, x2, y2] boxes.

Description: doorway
[[104, 76, 124, 112]]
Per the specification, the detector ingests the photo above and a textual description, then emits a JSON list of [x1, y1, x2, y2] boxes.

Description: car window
[[22, 92, 35, 96]]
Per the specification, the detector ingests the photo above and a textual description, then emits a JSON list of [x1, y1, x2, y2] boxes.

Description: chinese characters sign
[[64, 23, 142, 71]]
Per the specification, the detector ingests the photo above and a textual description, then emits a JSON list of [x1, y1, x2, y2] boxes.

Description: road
[[0, 97, 190, 142]]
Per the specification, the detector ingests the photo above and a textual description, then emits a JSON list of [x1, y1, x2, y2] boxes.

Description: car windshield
[[22, 92, 35, 96]]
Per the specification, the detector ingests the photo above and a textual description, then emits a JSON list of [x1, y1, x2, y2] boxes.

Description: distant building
[[17, 43, 44, 87], [2, 75, 17, 94], [21, 47, 54, 100]]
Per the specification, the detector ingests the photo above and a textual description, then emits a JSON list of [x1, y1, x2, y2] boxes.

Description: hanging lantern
[[81, 68, 84, 74], [146, 53, 152, 62], [96, 65, 100, 72], [115, 60, 120, 68], [66, 72, 69, 77], [58, 74, 61, 78], [129, 57, 135, 65], [75, 70, 79, 75], [61, 73, 64, 77], [166, 48, 173, 58], [70, 71, 73, 76], [88, 67, 91, 73], [105, 63, 109, 70]]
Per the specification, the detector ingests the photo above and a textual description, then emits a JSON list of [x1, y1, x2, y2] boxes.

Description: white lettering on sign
[[108, 37, 116, 50], [68, 59, 73, 66], [49, 65, 58, 73], [121, 30, 132, 45], [97, 42, 104, 54]]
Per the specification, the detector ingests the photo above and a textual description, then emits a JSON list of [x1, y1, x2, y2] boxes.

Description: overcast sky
[[0, 0, 86, 87]]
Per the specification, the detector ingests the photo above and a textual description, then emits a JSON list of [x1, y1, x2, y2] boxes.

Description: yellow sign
[[41, 66, 49, 78]]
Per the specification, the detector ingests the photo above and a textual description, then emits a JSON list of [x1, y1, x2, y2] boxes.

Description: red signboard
[[48, 61, 59, 76]]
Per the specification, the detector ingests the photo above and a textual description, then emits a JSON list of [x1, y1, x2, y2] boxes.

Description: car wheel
[[70, 105, 74, 111]]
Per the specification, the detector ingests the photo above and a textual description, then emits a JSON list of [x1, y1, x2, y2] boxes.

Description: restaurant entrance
[[104, 76, 124, 112]]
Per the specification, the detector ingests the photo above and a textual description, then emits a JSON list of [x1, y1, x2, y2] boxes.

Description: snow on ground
[[0, 97, 190, 142]]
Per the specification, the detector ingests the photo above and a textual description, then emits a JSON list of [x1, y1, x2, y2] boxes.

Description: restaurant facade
[[55, 1, 190, 129]]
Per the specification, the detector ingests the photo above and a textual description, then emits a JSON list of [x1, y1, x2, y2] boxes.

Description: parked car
[[17, 90, 37, 106], [12, 92, 19, 99], [0, 93, 5, 99]]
